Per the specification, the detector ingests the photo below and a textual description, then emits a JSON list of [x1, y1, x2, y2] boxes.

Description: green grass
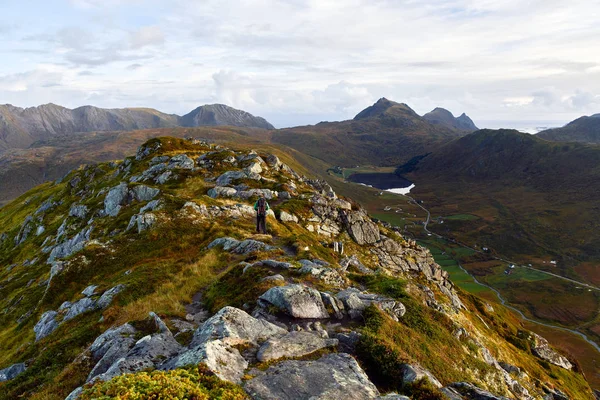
[[443, 214, 480, 221]]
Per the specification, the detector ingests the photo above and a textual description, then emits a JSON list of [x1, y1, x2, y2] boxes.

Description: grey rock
[[244, 161, 263, 175], [139, 199, 162, 213], [340, 255, 373, 275], [150, 155, 170, 165], [36, 225, 46, 236], [261, 274, 286, 284], [244, 353, 379, 400], [320, 292, 345, 319], [0, 363, 27, 382], [259, 284, 330, 319], [48, 226, 93, 264], [34, 310, 59, 341], [207, 186, 238, 198], [14, 216, 34, 246], [104, 183, 129, 216], [63, 297, 97, 321], [236, 189, 278, 200], [377, 395, 410, 400], [131, 185, 160, 202], [65, 387, 83, 400], [127, 213, 157, 233], [216, 170, 249, 186], [97, 284, 126, 309], [260, 259, 296, 270], [69, 204, 89, 219], [531, 333, 573, 369], [278, 191, 292, 200], [168, 307, 285, 383], [208, 237, 274, 254], [257, 331, 338, 362], [299, 263, 346, 287], [279, 210, 299, 223], [87, 324, 137, 381], [167, 154, 195, 170], [449, 382, 510, 400], [155, 170, 175, 184], [335, 288, 405, 321], [35, 198, 57, 215], [342, 210, 380, 245], [401, 364, 442, 388], [498, 361, 520, 375], [265, 154, 283, 168], [336, 331, 361, 353], [191, 306, 286, 348]]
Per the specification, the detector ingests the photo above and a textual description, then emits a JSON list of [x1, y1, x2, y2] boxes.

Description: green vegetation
[[79, 365, 248, 400]]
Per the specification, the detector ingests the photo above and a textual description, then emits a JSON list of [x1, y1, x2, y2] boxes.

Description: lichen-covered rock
[[236, 189, 278, 200], [298, 261, 346, 287], [167, 154, 195, 170], [96, 284, 126, 309], [259, 284, 330, 319], [34, 310, 59, 341], [208, 237, 274, 254], [342, 210, 380, 245], [104, 183, 129, 216], [216, 170, 252, 186], [531, 333, 573, 370], [87, 324, 137, 382], [0, 363, 27, 382], [257, 331, 338, 362], [244, 353, 379, 400], [69, 204, 89, 219], [82, 285, 98, 297], [130, 185, 160, 202], [63, 297, 97, 321], [207, 186, 238, 198], [335, 288, 406, 321], [279, 211, 299, 223], [14, 216, 34, 246], [48, 226, 93, 264], [127, 213, 157, 233], [448, 382, 510, 400], [244, 162, 263, 174], [167, 307, 285, 383], [400, 364, 442, 388]]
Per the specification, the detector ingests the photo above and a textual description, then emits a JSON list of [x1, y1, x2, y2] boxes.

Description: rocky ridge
[[0, 137, 592, 399]]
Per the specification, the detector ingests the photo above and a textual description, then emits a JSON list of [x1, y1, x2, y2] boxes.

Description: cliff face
[[0, 137, 593, 399], [0, 103, 274, 153]]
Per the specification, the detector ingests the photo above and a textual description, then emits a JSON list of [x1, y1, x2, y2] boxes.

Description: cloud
[[129, 26, 165, 49], [127, 63, 143, 70]]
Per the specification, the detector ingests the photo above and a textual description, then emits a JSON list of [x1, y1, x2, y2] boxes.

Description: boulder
[[401, 364, 442, 388], [97, 284, 126, 309], [531, 333, 572, 370], [82, 285, 98, 297], [261, 274, 286, 284], [69, 204, 89, 219], [279, 211, 299, 223], [87, 323, 137, 381], [236, 189, 278, 200], [245, 162, 263, 174], [127, 213, 157, 233], [0, 363, 27, 382], [244, 353, 379, 400], [14, 216, 34, 246], [259, 284, 330, 319], [216, 170, 251, 186], [449, 382, 510, 400], [342, 210, 380, 245], [65, 387, 83, 400], [298, 261, 346, 287], [377, 395, 410, 400], [265, 154, 283, 168], [131, 185, 160, 202], [48, 226, 93, 264], [335, 288, 405, 321], [63, 297, 97, 321], [168, 307, 285, 383], [34, 310, 59, 341], [104, 183, 129, 216], [167, 154, 195, 170], [257, 331, 338, 362], [208, 186, 238, 198], [208, 237, 274, 254]]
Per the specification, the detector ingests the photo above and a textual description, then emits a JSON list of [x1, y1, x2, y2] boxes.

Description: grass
[[443, 214, 480, 221]]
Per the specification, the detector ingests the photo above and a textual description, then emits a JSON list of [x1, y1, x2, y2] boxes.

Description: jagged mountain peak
[[423, 107, 478, 132], [354, 98, 418, 120], [181, 103, 275, 130]]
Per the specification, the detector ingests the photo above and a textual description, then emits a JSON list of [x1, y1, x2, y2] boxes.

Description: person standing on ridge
[[254, 194, 270, 234]]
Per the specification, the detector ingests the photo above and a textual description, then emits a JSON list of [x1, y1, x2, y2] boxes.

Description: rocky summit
[[0, 136, 594, 399]]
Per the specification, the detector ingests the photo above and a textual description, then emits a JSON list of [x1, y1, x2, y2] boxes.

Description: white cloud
[[1, 0, 599, 127]]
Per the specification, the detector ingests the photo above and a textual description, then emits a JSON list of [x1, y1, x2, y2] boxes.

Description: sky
[[0, 0, 599, 129]]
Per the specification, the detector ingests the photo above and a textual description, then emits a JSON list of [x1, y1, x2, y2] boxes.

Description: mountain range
[[0, 103, 274, 153], [538, 113, 600, 144]]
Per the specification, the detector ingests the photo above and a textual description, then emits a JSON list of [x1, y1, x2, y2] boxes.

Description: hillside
[[423, 108, 478, 132], [272, 98, 468, 167], [0, 103, 274, 153], [538, 114, 600, 144], [0, 137, 592, 399]]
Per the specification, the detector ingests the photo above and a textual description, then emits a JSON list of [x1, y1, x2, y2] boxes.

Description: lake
[[347, 172, 415, 195]]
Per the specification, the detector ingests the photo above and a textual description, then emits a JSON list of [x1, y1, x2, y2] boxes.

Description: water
[[346, 172, 414, 195]]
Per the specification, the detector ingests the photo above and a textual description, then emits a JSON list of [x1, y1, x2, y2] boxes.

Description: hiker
[[254, 194, 270, 234]]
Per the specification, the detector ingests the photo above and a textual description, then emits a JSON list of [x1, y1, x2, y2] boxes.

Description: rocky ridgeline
[[0, 137, 582, 399]]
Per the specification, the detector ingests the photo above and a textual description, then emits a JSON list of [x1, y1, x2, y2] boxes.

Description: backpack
[[257, 198, 267, 216]]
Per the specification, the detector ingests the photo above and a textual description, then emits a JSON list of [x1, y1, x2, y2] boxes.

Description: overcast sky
[[1, 0, 599, 128]]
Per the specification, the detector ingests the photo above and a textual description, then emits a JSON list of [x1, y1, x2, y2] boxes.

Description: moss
[[79, 364, 248, 400], [349, 273, 407, 300]]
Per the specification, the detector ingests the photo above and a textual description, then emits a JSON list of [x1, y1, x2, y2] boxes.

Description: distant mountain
[[537, 114, 600, 144], [0, 103, 274, 153], [181, 104, 274, 130], [423, 107, 478, 132], [400, 128, 600, 260], [273, 98, 467, 167]]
